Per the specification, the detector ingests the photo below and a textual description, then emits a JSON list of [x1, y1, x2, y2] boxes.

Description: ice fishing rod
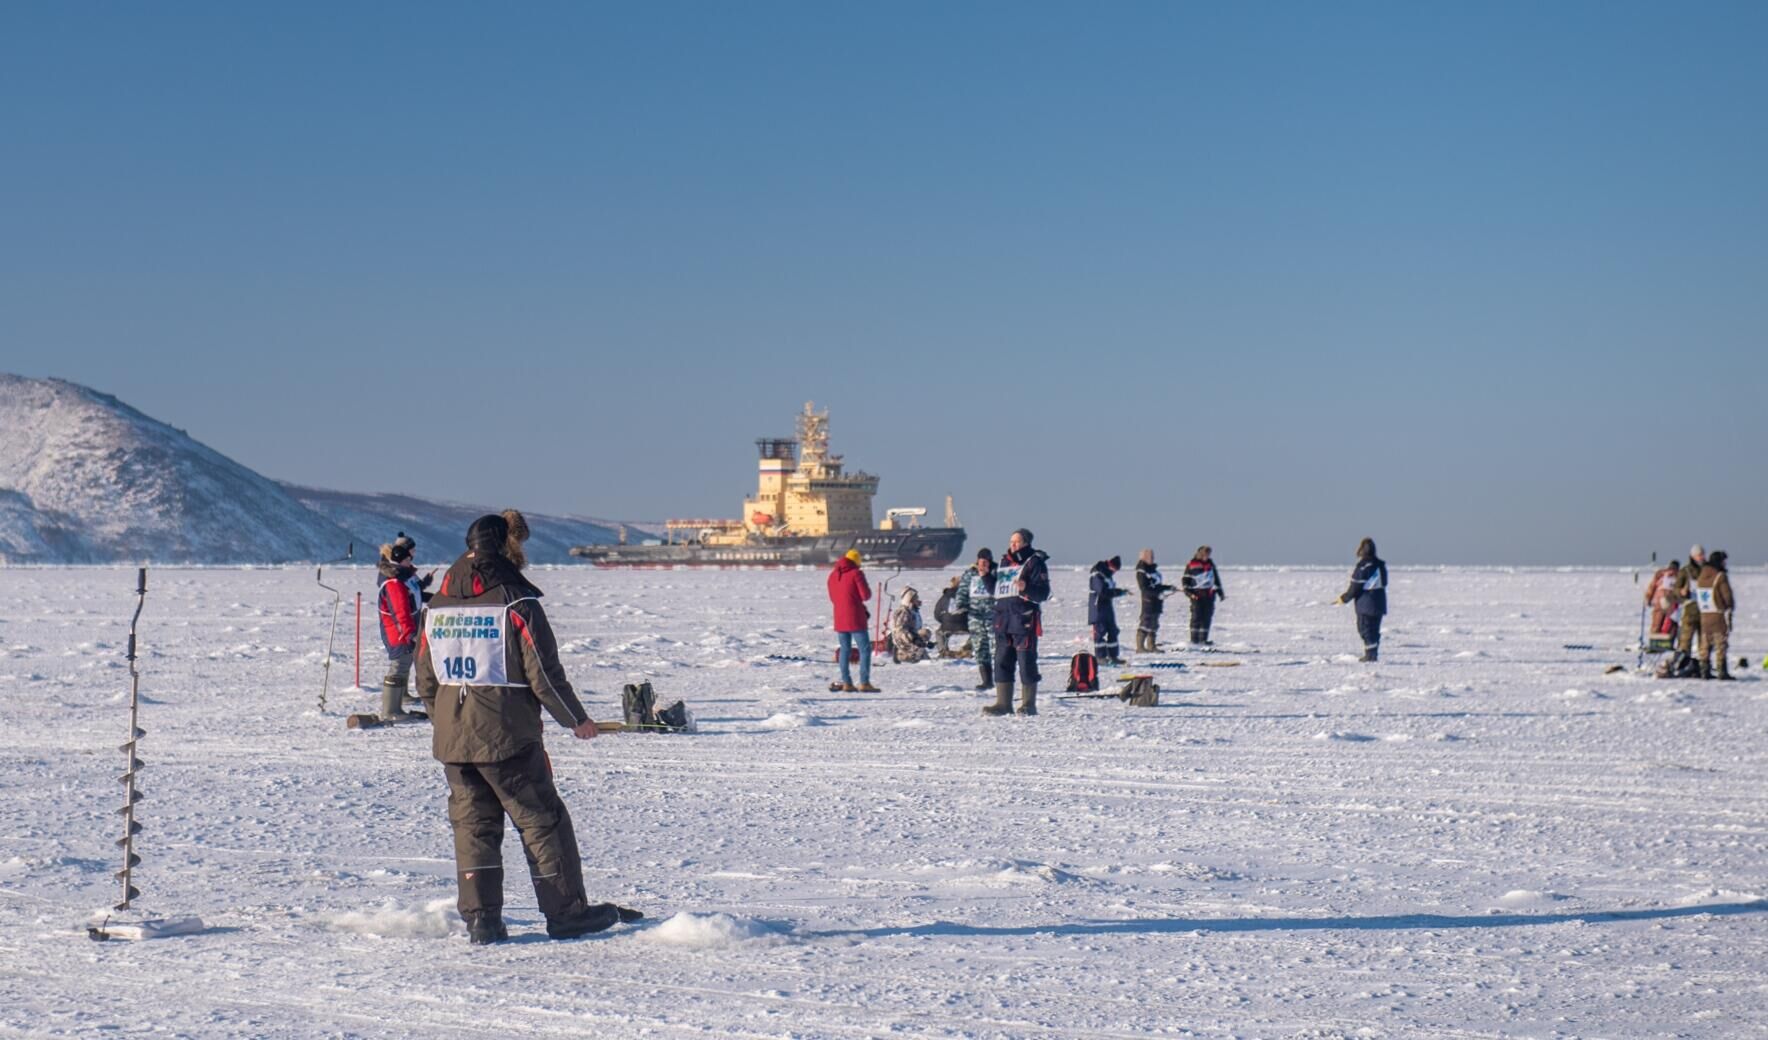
[[315, 542, 354, 713], [1636, 550, 1654, 670]]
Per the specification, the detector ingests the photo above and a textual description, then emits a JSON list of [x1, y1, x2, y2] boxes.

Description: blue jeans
[[837, 629, 872, 686]]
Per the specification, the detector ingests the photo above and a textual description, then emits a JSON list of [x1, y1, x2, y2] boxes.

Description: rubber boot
[[975, 658, 994, 691], [983, 682, 1013, 716], [1717, 663, 1735, 681], [465, 910, 508, 945], [546, 902, 621, 940], [1016, 682, 1038, 716], [381, 680, 412, 720], [1701, 661, 1714, 680]]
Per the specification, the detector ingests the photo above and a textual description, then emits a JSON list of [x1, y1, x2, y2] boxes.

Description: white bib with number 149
[[426, 605, 520, 686]]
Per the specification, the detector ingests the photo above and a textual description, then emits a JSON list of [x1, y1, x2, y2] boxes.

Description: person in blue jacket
[[985, 528, 1051, 717], [1087, 556, 1127, 664], [1336, 537, 1388, 661]]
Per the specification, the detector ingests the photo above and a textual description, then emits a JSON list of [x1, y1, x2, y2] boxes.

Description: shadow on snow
[[805, 900, 1768, 941]]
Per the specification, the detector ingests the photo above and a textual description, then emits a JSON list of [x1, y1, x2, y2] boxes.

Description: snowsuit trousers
[[995, 631, 1040, 688], [1137, 600, 1162, 639], [1188, 597, 1216, 644], [383, 646, 415, 687], [1677, 606, 1703, 654], [969, 622, 994, 675], [1698, 613, 1730, 672], [444, 743, 590, 921], [1092, 611, 1120, 660], [1355, 612, 1383, 659]]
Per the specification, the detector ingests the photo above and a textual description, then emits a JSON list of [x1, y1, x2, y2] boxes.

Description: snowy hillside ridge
[[0, 374, 354, 564], [280, 485, 635, 566]]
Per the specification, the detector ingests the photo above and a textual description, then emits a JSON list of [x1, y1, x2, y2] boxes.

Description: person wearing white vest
[[416, 514, 636, 944], [1694, 550, 1736, 680]]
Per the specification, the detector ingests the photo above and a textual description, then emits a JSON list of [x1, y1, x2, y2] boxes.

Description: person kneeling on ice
[[827, 549, 878, 692], [376, 533, 434, 720], [1335, 537, 1388, 662], [415, 514, 638, 944], [986, 528, 1051, 716], [890, 586, 934, 663]]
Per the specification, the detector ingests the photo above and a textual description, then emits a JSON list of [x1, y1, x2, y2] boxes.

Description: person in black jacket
[[1087, 556, 1127, 663], [1134, 549, 1175, 652], [986, 528, 1052, 717], [1181, 546, 1225, 646], [415, 514, 639, 944], [1335, 537, 1389, 662]]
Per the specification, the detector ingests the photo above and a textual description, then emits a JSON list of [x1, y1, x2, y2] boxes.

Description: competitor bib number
[[994, 564, 1023, 599], [426, 605, 515, 686], [1695, 587, 1718, 613]]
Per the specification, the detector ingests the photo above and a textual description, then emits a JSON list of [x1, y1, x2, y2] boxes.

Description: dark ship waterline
[[571, 403, 966, 569]]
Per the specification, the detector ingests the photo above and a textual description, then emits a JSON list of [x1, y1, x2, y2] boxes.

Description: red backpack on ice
[[1066, 652, 1099, 693]]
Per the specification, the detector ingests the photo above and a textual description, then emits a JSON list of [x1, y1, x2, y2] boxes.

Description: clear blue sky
[[4, 2, 1764, 565]]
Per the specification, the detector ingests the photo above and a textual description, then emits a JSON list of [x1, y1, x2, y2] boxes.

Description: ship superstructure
[[572, 403, 965, 569]]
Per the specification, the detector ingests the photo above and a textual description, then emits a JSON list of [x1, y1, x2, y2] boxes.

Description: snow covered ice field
[[1, 565, 1765, 1039]]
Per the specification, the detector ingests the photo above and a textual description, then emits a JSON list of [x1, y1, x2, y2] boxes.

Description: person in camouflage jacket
[[953, 547, 996, 689]]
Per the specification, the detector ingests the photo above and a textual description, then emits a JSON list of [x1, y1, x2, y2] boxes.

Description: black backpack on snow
[[1066, 652, 1100, 693]]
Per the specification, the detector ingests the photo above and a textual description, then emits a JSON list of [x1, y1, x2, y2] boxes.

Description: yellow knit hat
[[844, 549, 862, 564]]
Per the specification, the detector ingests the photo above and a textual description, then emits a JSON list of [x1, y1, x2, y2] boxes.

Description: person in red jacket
[[827, 549, 877, 692], [376, 533, 434, 719]]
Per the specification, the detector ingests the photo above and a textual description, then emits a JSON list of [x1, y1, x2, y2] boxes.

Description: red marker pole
[[354, 592, 362, 689]]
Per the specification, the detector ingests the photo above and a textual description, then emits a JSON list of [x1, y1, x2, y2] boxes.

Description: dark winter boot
[[546, 902, 621, 940], [983, 683, 1013, 716], [975, 658, 994, 690], [464, 910, 508, 945], [1016, 682, 1038, 716], [1701, 661, 1714, 680], [1717, 663, 1735, 681], [380, 680, 412, 720], [1360, 646, 1379, 663]]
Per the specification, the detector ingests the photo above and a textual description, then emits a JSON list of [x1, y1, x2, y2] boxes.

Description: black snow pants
[[1188, 596, 1216, 644], [995, 630, 1041, 688], [444, 742, 591, 921], [1355, 612, 1383, 660], [1092, 610, 1120, 660]]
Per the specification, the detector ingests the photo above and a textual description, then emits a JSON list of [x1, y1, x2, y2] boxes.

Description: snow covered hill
[[0, 374, 633, 564], [282, 485, 632, 566], [0, 374, 354, 564]]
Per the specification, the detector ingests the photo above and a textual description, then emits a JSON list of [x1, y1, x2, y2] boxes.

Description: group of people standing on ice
[[1645, 544, 1738, 680], [829, 534, 1399, 707], [1083, 547, 1225, 662]]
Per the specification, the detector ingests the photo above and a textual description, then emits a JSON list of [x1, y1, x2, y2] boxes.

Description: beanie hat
[[976, 547, 993, 562], [1013, 528, 1034, 545], [1691, 544, 1705, 559], [389, 532, 415, 562], [1708, 550, 1727, 569], [467, 514, 510, 555], [844, 549, 862, 564], [1108, 555, 1121, 570]]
